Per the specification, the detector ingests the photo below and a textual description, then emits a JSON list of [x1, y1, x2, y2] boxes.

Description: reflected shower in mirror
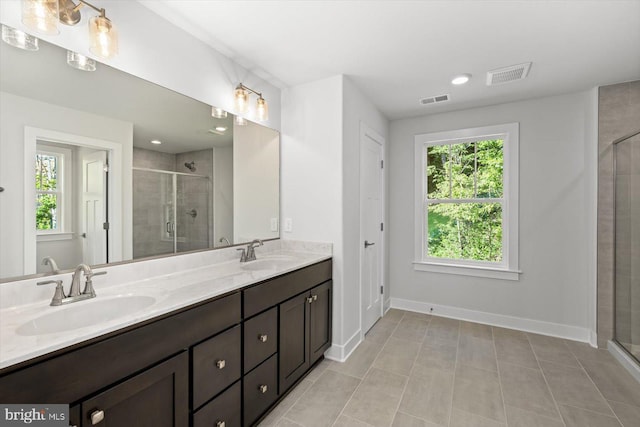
[[0, 36, 279, 281]]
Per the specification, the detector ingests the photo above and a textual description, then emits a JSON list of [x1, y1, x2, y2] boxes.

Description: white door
[[360, 127, 384, 334], [82, 150, 107, 265]]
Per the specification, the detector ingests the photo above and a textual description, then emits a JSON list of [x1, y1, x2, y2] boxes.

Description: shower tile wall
[[597, 80, 640, 348], [175, 149, 214, 253]]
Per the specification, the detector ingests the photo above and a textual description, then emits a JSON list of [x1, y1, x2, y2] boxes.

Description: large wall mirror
[[0, 38, 280, 282]]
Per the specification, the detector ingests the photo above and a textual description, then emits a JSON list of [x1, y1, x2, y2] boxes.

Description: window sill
[[413, 261, 521, 281], [37, 232, 74, 242]]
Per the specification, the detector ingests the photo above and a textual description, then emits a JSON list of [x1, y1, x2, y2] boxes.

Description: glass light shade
[[211, 107, 228, 118], [66, 50, 96, 71], [22, 0, 59, 35], [234, 87, 249, 114], [1, 25, 39, 51], [256, 97, 269, 121], [235, 116, 248, 126], [89, 15, 118, 59]]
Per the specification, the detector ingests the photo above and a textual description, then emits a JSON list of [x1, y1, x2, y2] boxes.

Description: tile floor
[[258, 309, 640, 427]]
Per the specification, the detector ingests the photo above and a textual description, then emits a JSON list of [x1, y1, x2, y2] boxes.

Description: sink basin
[[241, 256, 298, 271], [16, 295, 156, 336]]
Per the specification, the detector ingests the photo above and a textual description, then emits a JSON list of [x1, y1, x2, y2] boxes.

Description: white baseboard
[[391, 297, 592, 343], [589, 330, 598, 348], [324, 329, 362, 362], [608, 341, 640, 384]]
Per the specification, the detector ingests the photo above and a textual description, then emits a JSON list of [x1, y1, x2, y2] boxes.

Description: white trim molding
[[324, 329, 362, 363], [391, 297, 592, 343]]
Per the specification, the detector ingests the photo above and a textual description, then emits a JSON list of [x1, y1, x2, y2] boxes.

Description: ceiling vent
[[420, 94, 450, 105], [486, 62, 532, 86]]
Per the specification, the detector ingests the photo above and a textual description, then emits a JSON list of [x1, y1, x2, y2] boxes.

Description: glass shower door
[[614, 132, 640, 362], [133, 170, 175, 259], [176, 174, 210, 253]]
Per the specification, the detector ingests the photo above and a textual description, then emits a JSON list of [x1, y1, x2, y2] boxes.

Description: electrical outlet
[[284, 218, 293, 233], [270, 217, 278, 232]]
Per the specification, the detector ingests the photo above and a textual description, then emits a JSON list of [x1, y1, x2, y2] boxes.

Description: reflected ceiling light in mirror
[[234, 83, 269, 121], [235, 116, 248, 126], [211, 107, 228, 119], [215, 126, 227, 132], [66, 50, 96, 71], [1, 24, 39, 51], [22, 0, 59, 35], [451, 73, 471, 85], [150, 139, 162, 145]]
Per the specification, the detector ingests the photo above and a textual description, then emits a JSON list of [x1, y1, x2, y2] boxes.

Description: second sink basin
[[16, 295, 157, 336]]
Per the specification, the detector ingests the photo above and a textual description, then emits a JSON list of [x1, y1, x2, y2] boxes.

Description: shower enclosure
[[614, 129, 640, 363], [133, 168, 211, 259]]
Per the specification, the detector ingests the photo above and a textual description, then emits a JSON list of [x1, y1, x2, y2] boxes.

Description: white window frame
[[35, 143, 73, 241], [413, 123, 520, 280]]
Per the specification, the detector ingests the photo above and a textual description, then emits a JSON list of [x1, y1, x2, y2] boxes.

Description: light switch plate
[[284, 218, 293, 233], [270, 218, 278, 232]]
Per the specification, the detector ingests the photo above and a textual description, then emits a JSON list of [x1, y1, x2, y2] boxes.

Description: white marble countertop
[[0, 241, 331, 370]]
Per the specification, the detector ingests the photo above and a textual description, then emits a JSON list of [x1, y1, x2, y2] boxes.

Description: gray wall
[[597, 80, 640, 347]]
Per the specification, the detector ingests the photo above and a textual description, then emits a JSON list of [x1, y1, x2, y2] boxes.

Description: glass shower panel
[[615, 133, 640, 362], [176, 174, 211, 254], [133, 170, 175, 259]]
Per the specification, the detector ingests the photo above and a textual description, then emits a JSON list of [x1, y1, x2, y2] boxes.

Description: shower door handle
[[166, 222, 174, 234]]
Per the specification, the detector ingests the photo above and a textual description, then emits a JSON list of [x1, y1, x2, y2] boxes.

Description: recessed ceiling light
[[150, 139, 162, 145], [215, 126, 227, 132], [451, 74, 471, 85]]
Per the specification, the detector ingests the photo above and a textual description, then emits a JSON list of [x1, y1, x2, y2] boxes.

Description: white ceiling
[[141, 0, 640, 120]]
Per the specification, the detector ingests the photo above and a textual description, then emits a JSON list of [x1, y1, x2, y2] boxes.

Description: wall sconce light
[[21, 0, 118, 58], [1, 24, 39, 50], [234, 83, 269, 121]]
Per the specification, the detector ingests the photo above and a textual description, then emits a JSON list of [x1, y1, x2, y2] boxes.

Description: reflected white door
[[360, 127, 384, 334], [82, 150, 107, 265]]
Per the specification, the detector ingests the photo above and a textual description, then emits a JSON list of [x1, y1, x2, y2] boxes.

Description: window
[[35, 143, 72, 239], [414, 123, 519, 280]]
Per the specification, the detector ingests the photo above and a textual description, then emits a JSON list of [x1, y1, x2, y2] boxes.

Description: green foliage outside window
[[426, 140, 504, 262], [35, 154, 58, 231]]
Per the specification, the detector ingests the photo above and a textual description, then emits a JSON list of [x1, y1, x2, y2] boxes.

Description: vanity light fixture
[[21, 0, 119, 58], [1, 24, 39, 51], [211, 107, 228, 119], [66, 50, 96, 71], [150, 139, 162, 145], [451, 73, 472, 85], [234, 83, 269, 121]]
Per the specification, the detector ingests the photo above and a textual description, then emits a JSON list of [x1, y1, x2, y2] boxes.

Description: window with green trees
[[415, 123, 519, 277], [35, 152, 60, 231]]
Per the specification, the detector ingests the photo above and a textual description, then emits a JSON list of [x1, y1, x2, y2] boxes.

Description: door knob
[[364, 240, 375, 248]]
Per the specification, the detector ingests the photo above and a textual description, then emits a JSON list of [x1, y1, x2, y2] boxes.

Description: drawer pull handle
[[259, 384, 268, 394], [216, 421, 226, 427], [312, 294, 318, 301], [258, 334, 268, 342], [307, 296, 313, 304], [216, 359, 226, 369], [90, 409, 105, 425]]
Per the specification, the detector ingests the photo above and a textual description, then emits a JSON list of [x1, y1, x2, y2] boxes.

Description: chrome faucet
[[37, 263, 106, 306], [42, 256, 59, 274], [236, 239, 263, 262], [219, 237, 231, 246]]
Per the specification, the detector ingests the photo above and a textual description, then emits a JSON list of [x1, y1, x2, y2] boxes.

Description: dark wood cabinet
[[0, 258, 332, 427], [279, 281, 332, 392], [79, 352, 188, 427]]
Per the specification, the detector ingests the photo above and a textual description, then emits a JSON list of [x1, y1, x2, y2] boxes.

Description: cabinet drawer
[[244, 260, 332, 317], [243, 354, 278, 427], [193, 381, 241, 427], [192, 326, 241, 409], [244, 307, 278, 373]]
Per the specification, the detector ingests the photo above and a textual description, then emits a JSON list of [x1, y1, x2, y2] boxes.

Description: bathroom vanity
[[0, 248, 332, 427]]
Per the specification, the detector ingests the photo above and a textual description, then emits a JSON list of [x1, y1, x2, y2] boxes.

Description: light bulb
[[234, 87, 249, 114], [256, 97, 269, 121], [89, 15, 118, 59]]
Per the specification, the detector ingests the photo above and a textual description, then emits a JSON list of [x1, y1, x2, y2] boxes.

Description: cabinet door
[[278, 292, 310, 392], [80, 352, 188, 427], [309, 281, 332, 364]]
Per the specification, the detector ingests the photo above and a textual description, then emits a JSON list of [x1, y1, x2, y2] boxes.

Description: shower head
[[184, 161, 196, 172]]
